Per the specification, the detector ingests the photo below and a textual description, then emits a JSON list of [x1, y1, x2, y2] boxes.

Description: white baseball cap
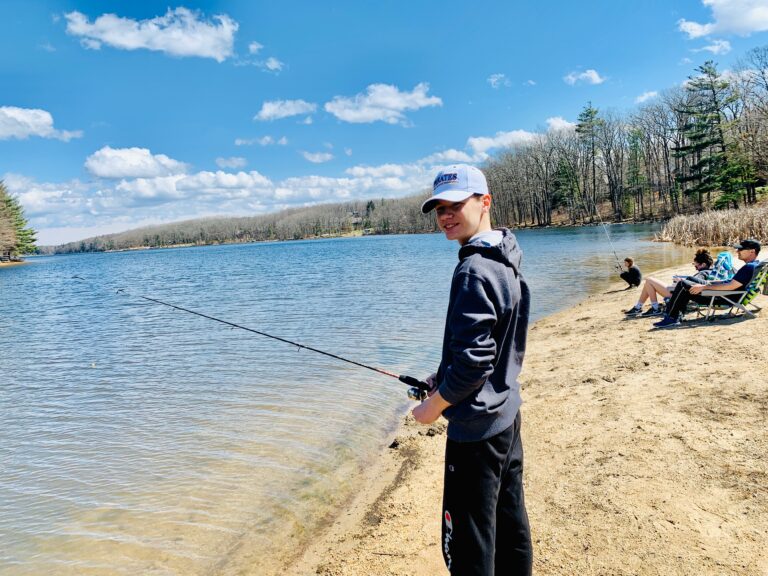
[[421, 164, 489, 213]]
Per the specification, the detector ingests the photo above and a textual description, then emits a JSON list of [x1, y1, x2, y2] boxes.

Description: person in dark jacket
[[620, 257, 642, 288], [412, 164, 532, 576]]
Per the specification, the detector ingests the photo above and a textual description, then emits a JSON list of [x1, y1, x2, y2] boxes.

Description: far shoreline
[[38, 219, 669, 255]]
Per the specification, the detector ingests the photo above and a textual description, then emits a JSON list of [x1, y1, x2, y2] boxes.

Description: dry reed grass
[[656, 204, 768, 247]]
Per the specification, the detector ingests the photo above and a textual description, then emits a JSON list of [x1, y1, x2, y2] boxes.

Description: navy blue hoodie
[[436, 228, 530, 442]]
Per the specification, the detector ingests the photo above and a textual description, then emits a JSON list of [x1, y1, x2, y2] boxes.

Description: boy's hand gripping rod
[[72, 276, 432, 401]]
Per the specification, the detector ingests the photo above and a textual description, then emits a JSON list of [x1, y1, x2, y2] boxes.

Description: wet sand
[[0, 260, 29, 267], [286, 264, 768, 575]]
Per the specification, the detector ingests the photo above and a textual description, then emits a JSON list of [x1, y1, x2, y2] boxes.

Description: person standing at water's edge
[[412, 164, 533, 575]]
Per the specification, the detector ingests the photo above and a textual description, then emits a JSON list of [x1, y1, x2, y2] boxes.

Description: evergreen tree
[[627, 128, 648, 218], [673, 61, 743, 207], [575, 102, 602, 218], [0, 180, 37, 256]]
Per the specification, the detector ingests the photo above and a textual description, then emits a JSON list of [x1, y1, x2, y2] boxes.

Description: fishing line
[[593, 210, 624, 272], [71, 275, 430, 399], [574, 192, 623, 272]]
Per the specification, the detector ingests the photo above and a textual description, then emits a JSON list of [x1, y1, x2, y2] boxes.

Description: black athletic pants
[[665, 281, 731, 318], [620, 271, 640, 287], [441, 411, 532, 576]]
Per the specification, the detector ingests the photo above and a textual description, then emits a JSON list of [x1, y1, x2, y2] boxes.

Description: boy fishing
[[412, 164, 533, 575]]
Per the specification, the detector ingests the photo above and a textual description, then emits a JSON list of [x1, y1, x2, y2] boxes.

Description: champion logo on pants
[[444, 510, 453, 570]]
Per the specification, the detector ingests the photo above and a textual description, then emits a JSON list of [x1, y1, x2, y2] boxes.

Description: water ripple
[[0, 228, 691, 575]]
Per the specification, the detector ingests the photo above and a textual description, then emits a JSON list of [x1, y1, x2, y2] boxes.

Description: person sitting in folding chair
[[624, 249, 714, 317], [654, 239, 761, 329]]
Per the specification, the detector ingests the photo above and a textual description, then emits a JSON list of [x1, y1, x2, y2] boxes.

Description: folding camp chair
[[694, 260, 768, 321]]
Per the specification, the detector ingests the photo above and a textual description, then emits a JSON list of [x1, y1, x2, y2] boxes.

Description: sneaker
[[624, 306, 642, 316], [641, 306, 663, 317], [653, 316, 681, 329]]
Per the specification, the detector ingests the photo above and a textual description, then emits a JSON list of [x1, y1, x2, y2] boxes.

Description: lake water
[[0, 226, 691, 575]]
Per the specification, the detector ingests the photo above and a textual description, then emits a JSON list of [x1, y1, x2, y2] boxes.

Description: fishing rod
[[72, 275, 432, 401], [576, 193, 624, 272], [595, 212, 624, 273]]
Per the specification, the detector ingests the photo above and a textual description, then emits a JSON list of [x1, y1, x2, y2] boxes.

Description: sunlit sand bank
[[286, 265, 768, 575]]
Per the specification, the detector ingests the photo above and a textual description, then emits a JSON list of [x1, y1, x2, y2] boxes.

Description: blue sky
[[2, 0, 768, 244]]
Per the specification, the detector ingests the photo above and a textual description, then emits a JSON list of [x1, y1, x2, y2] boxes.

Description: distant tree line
[[43, 46, 768, 254], [46, 194, 438, 254], [485, 48, 768, 227], [0, 180, 36, 260]]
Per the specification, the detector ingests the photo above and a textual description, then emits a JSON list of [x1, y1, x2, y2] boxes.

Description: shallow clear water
[[0, 226, 690, 575]]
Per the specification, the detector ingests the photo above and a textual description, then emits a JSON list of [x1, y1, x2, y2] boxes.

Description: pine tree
[[575, 102, 602, 219], [627, 129, 648, 218], [672, 61, 745, 208], [0, 180, 37, 257]]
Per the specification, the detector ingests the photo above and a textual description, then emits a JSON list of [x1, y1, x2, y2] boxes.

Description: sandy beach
[[0, 260, 29, 268], [287, 264, 768, 576]]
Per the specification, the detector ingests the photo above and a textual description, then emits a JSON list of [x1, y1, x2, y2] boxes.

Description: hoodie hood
[[458, 228, 522, 274]]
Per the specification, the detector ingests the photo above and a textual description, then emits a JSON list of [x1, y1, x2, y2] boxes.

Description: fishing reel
[[399, 375, 432, 402]]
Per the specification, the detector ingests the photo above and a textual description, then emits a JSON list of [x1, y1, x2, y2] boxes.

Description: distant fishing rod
[[72, 275, 431, 400], [596, 216, 623, 272], [578, 195, 623, 272]]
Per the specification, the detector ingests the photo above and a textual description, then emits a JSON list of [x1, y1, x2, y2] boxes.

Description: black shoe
[[624, 306, 642, 316], [641, 307, 663, 317]]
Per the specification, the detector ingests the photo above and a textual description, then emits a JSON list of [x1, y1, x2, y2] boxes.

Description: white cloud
[[302, 151, 334, 163], [0, 106, 82, 141], [255, 99, 317, 121], [419, 149, 476, 164], [113, 170, 273, 205], [635, 91, 659, 104], [64, 8, 237, 62], [276, 170, 424, 202], [235, 52, 286, 73], [176, 170, 271, 192], [546, 116, 576, 131], [235, 136, 285, 146], [524, 79, 536, 86], [39, 42, 56, 52], [678, 20, 716, 38], [216, 156, 247, 169], [563, 69, 606, 85], [85, 146, 189, 178], [344, 148, 352, 156], [3, 173, 88, 219], [264, 57, 283, 71], [345, 164, 408, 178], [324, 82, 442, 125], [467, 129, 538, 156], [301, 116, 313, 125], [695, 39, 732, 54], [678, 0, 768, 38], [487, 73, 511, 89], [115, 175, 187, 202]]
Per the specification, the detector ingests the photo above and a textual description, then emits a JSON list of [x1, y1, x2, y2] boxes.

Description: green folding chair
[[694, 261, 768, 321]]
